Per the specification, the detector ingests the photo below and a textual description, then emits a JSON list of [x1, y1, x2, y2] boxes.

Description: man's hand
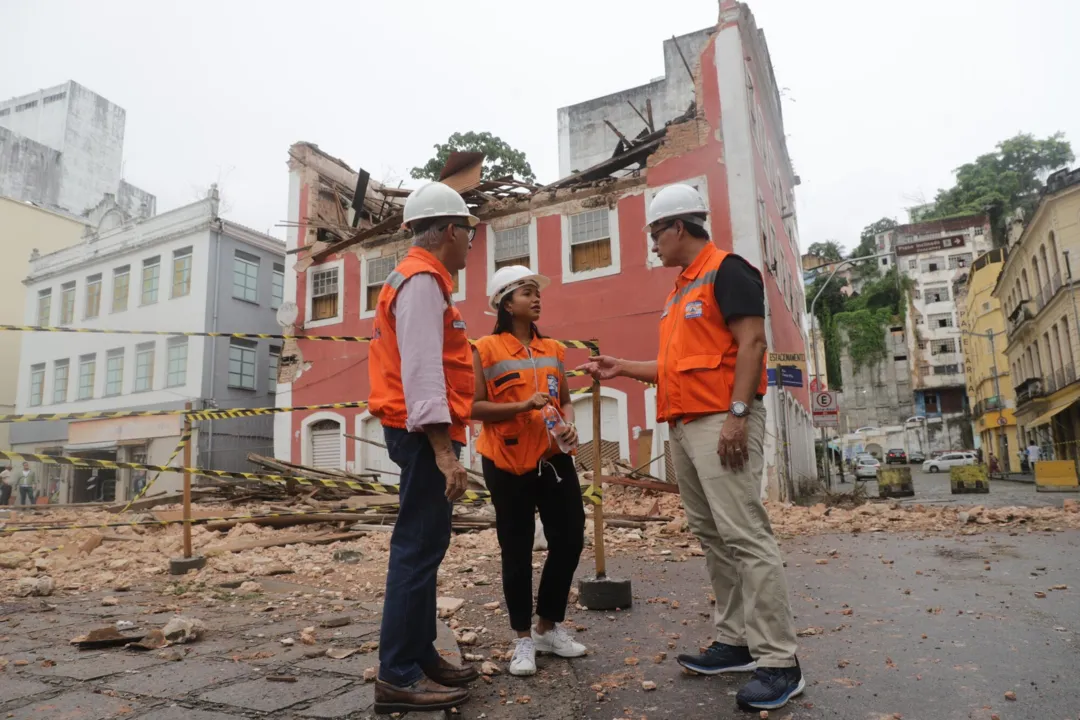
[[576, 355, 622, 380], [718, 414, 750, 471], [523, 392, 550, 411], [434, 451, 468, 502], [558, 423, 579, 448]]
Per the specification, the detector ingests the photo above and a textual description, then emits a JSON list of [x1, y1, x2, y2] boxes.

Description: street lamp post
[[809, 251, 895, 489]]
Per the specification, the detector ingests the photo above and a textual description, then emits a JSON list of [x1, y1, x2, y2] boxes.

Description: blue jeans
[[378, 427, 460, 687]]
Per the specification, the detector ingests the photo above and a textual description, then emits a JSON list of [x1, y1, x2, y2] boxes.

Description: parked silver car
[[854, 456, 881, 479]]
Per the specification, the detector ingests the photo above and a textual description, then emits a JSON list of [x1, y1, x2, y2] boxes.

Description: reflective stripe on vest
[[474, 334, 566, 475], [656, 244, 768, 423], [367, 247, 475, 444]]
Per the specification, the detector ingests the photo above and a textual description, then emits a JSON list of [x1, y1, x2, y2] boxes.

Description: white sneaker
[[532, 624, 587, 658], [509, 637, 537, 676]]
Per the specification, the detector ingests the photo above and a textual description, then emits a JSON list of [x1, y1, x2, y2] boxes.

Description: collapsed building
[[272, 1, 814, 501]]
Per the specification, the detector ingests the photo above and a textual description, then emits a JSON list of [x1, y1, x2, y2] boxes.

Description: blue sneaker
[[676, 642, 757, 675], [735, 663, 805, 711]]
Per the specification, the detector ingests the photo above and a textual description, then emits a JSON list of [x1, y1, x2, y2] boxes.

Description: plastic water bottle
[[542, 404, 575, 453]]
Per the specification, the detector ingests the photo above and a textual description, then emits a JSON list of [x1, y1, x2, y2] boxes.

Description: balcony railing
[[1014, 376, 1046, 405], [1046, 371, 1059, 394], [973, 397, 1004, 417], [1006, 303, 1034, 336]]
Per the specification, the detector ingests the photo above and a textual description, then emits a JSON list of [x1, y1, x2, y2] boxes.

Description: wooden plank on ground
[[205, 531, 367, 556], [599, 474, 681, 494]]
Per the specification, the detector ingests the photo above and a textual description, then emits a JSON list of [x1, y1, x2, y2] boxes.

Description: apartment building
[[12, 188, 285, 502], [961, 248, 1019, 471], [877, 215, 992, 450], [993, 167, 1080, 464]]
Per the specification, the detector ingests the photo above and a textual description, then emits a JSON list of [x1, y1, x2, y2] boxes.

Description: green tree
[[806, 274, 849, 389], [411, 131, 536, 183], [806, 240, 844, 261], [924, 132, 1074, 237], [851, 217, 899, 259]]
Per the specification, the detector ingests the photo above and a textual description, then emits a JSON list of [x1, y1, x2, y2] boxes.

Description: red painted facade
[[280, 11, 812, 496]]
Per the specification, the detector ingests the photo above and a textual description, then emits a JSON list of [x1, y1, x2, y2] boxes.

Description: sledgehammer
[[577, 378, 633, 610]]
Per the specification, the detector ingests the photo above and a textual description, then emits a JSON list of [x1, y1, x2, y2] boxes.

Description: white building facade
[[13, 189, 285, 502], [0, 80, 155, 218], [877, 214, 991, 450]]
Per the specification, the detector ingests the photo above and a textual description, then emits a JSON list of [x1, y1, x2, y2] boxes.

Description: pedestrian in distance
[[0, 462, 12, 505], [17, 462, 37, 506], [367, 181, 480, 715], [470, 265, 587, 677], [578, 183, 805, 712]]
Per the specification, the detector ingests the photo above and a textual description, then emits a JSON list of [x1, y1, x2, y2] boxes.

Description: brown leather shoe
[[373, 677, 470, 714], [422, 655, 480, 687]]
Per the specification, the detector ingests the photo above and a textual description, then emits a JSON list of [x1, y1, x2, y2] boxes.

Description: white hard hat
[[402, 182, 480, 229], [644, 184, 708, 231], [488, 265, 550, 312]]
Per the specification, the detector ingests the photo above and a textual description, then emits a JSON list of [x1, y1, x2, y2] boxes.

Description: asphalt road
[[834, 465, 1061, 508], [449, 519, 1080, 720]]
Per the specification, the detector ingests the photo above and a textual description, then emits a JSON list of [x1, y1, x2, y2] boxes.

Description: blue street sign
[[768, 366, 803, 388]]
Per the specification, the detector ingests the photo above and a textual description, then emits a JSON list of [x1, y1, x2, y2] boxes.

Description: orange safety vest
[[656, 243, 768, 424], [474, 333, 567, 475], [367, 247, 475, 444]]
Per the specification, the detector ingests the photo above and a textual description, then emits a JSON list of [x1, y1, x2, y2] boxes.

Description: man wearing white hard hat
[[470, 265, 586, 677], [367, 181, 480, 714], [578, 184, 804, 712]]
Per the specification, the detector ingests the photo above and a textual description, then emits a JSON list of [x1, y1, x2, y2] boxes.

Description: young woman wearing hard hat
[[470, 264, 587, 677]]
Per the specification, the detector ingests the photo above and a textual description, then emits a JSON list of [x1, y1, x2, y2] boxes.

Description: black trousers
[[483, 453, 586, 632]]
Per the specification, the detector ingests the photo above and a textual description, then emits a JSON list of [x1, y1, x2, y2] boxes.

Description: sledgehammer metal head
[[578, 575, 633, 610]]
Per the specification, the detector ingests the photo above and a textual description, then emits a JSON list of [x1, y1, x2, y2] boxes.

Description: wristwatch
[[730, 401, 750, 418]]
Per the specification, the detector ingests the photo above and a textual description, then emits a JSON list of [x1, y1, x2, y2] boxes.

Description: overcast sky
[[4, 0, 1078, 254]]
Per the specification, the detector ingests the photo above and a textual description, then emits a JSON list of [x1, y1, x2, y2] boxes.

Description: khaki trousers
[[669, 402, 798, 667]]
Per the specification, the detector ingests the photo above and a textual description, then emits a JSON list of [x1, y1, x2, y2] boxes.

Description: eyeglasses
[[650, 222, 676, 242], [448, 223, 476, 241]]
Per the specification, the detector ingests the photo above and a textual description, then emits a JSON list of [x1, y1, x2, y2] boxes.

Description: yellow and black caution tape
[[0, 401, 370, 424], [0, 324, 372, 343], [1, 323, 600, 353], [0, 450, 408, 494], [112, 430, 191, 515]]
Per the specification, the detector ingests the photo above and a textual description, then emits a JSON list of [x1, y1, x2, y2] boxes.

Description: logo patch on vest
[[547, 374, 559, 398], [452, 320, 467, 330], [684, 300, 704, 319]]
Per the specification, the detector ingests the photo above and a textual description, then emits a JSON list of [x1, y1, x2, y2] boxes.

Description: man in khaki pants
[[579, 184, 803, 712]]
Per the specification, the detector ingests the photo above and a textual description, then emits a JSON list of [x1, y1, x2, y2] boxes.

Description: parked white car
[[922, 452, 977, 473], [854, 456, 881, 479]]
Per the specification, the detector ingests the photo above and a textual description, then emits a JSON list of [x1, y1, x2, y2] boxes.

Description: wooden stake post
[[182, 402, 193, 559], [591, 379, 606, 577]]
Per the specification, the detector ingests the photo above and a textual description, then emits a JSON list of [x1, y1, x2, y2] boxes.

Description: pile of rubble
[[4, 487, 1080, 601], [768, 498, 1080, 537]]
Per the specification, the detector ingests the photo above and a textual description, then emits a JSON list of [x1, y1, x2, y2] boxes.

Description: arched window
[[1049, 231, 1061, 279]]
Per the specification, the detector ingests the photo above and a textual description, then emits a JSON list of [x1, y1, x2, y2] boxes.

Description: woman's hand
[[522, 392, 550, 411], [558, 423, 578, 448]]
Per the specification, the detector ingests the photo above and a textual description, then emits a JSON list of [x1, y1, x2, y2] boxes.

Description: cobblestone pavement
[[0, 588, 454, 719]]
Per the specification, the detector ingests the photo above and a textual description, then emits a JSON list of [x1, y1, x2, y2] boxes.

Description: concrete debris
[[0, 551, 30, 569], [481, 661, 501, 676], [437, 596, 466, 617], [14, 576, 54, 597], [641, 680, 657, 691], [162, 616, 206, 644], [326, 647, 358, 659]]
